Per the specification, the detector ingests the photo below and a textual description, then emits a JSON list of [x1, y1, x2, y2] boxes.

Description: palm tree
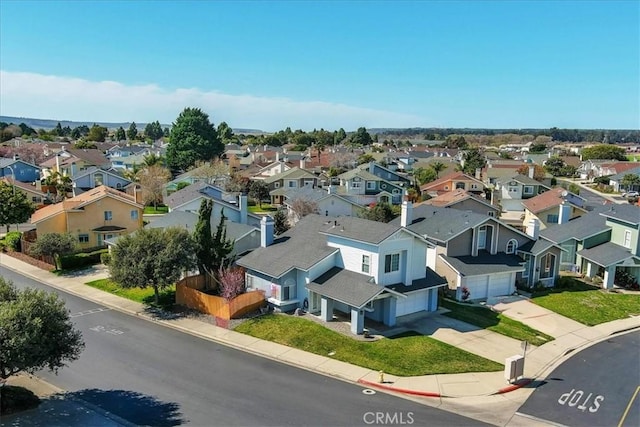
[[431, 161, 446, 178]]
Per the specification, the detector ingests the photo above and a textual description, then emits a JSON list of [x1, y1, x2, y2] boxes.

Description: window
[[104, 211, 113, 221], [78, 234, 89, 243], [362, 255, 370, 274], [471, 184, 478, 190], [477, 226, 487, 249], [487, 211, 495, 217], [455, 182, 465, 189], [506, 239, 518, 254], [623, 230, 632, 248], [392, 188, 401, 194], [287, 181, 297, 188], [274, 182, 280, 188], [522, 254, 531, 278], [273, 283, 296, 301], [352, 181, 362, 189], [508, 186, 518, 193], [94, 173, 104, 186], [366, 181, 376, 190], [130, 210, 139, 220], [547, 214, 559, 223], [32, 196, 42, 203], [541, 253, 555, 279], [116, 182, 122, 189], [384, 253, 399, 273], [523, 186, 534, 195]]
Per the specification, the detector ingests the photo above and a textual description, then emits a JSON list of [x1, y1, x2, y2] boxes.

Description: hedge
[[4, 232, 21, 251], [59, 249, 109, 270]]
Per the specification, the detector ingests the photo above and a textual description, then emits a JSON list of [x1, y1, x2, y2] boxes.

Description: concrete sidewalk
[[2, 251, 639, 425]]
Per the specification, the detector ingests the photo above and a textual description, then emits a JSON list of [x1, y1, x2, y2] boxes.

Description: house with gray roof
[[391, 202, 561, 300], [337, 166, 404, 205], [0, 157, 41, 182], [281, 186, 363, 222], [72, 166, 132, 193], [539, 204, 640, 289], [263, 167, 318, 205], [236, 213, 447, 334], [607, 166, 640, 193]]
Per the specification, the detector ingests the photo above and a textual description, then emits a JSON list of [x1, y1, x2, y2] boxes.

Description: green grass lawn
[[440, 300, 554, 346], [234, 314, 502, 376], [532, 283, 640, 326], [248, 204, 277, 213], [143, 205, 169, 214], [85, 278, 175, 309]]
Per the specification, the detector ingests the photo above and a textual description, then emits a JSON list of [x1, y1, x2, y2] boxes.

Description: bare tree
[[288, 195, 319, 223], [189, 159, 229, 186], [138, 164, 171, 209]]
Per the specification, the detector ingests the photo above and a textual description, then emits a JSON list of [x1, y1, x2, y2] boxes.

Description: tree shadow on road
[[67, 388, 185, 426]]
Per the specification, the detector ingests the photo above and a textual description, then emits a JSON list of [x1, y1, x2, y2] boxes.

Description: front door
[[310, 291, 321, 313]]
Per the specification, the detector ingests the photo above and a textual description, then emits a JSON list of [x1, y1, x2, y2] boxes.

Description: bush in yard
[[59, 249, 108, 270], [100, 252, 111, 266], [0, 385, 40, 415], [461, 286, 471, 301], [3, 232, 21, 251], [28, 232, 77, 270]]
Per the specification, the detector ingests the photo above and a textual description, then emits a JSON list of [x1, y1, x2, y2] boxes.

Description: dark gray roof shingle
[[320, 216, 401, 245], [387, 268, 448, 293], [391, 205, 489, 243], [539, 208, 610, 243], [306, 267, 384, 308], [599, 204, 640, 226], [441, 252, 525, 276], [577, 242, 638, 267]]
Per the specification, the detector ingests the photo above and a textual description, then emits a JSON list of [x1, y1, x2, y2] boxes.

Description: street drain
[[362, 389, 376, 395]]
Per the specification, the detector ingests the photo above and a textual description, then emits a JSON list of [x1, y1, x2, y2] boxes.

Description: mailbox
[[504, 355, 525, 382]]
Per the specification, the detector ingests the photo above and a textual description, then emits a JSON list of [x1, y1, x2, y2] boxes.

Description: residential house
[[392, 203, 561, 300], [0, 157, 41, 183], [40, 148, 110, 178], [71, 166, 132, 193], [237, 213, 448, 334], [1, 177, 49, 207], [607, 166, 640, 193], [494, 174, 551, 229], [29, 185, 143, 248], [337, 168, 403, 205], [264, 167, 318, 205], [521, 188, 587, 230], [540, 204, 640, 289], [282, 186, 363, 222], [420, 189, 500, 217], [420, 171, 486, 198]]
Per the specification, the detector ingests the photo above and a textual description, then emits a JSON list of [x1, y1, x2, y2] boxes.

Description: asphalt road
[[517, 330, 640, 427], [1, 266, 489, 427]]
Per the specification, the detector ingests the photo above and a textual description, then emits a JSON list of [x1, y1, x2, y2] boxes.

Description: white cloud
[[0, 70, 425, 131]]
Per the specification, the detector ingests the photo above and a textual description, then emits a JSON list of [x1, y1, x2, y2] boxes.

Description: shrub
[[550, 177, 557, 186], [4, 232, 21, 251], [0, 386, 40, 415], [59, 249, 108, 270], [100, 252, 111, 266], [555, 276, 578, 289], [461, 286, 470, 301]]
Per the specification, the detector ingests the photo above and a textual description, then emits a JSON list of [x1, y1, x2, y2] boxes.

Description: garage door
[[488, 273, 512, 297], [395, 290, 429, 317], [464, 275, 489, 300]]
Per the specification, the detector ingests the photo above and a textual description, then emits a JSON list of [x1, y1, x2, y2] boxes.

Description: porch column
[[428, 288, 438, 311], [603, 266, 616, 289], [320, 297, 334, 322], [586, 262, 593, 278], [350, 307, 365, 335], [383, 298, 396, 327]]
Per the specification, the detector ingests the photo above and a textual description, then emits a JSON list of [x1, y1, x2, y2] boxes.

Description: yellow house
[[30, 185, 143, 248], [522, 188, 588, 230]]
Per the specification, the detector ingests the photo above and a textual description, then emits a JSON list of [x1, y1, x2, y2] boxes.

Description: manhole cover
[[362, 389, 376, 395]]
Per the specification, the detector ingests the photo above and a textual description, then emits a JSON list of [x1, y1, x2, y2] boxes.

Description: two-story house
[[282, 186, 363, 221], [72, 166, 132, 193], [521, 188, 587, 230], [420, 171, 486, 198], [29, 185, 143, 248], [237, 213, 448, 334], [337, 168, 404, 205], [0, 157, 41, 183], [264, 167, 318, 205], [420, 189, 500, 217], [539, 204, 640, 288], [392, 203, 561, 300]]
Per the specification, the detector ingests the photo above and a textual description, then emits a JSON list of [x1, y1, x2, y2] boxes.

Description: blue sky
[[1, 0, 638, 131]]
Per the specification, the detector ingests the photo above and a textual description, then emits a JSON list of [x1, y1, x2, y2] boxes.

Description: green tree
[[357, 153, 375, 165], [144, 121, 164, 141], [74, 140, 97, 149], [193, 199, 214, 276], [517, 164, 546, 181], [621, 174, 640, 192], [0, 277, 84, 380], [350, 127, 373, 146], [580, 144, 626, 161], [249, 180, 270, 208], [167, 107, 223, 172], [53, 122, 63, 136], [109, 227, 196, 304], [217, 121, 234, 142], [335, 128, 347, 144], [528, 143, 547, 153], [413, 167, 437, 185], [211, 211, 234, 279], [86, 124, 108, 142], [461, 148, 487, 175], [115, 126, 126, 141], [431, 161, 446, 178], [273, 208, 290, 235], [544, 156, 567, 177], [127, 122, 138, 140], [0, 182, 36, 232], [28, 232, 78, 270], [357, 202, 396, 223]]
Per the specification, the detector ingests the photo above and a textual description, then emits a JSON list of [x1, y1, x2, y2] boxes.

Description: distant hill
[[0, 116, 263, 134]]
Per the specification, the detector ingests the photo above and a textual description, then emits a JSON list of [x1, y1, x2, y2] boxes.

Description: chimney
[[528, 165, 535, 179], [475, 168, 481, 180], [276, 151, 280, 162], [239, 193, 248, 224], [526, 219, 540, 240], [401, 197, 413, 227], [327, 185, 335, 195], [260, 216, 274, 247], [56, 154, 61, 173], [13, 154, 19, 161], [300, 157, 306, 169], [558, 201, 571, 224]]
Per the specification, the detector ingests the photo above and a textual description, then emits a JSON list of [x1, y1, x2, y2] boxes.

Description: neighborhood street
[[516, 330, 640, 427], [0, 266, 489, 427]]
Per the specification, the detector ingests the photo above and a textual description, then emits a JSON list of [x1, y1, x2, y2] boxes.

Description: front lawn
[[440, 299, 554, 346], [234, 314, 502, 376], [143, 205, 169, 214], [85, 278, 175, 309], [532, 281, 640, 326], [248, 204, 277, 213]]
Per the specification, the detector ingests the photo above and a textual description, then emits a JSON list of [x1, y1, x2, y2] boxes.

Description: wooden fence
[[176, 274, 265, 321]]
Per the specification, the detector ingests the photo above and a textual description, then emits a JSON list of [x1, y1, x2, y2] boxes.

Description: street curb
[[357, 379, 442, 398], [494, 378, 533, 394]]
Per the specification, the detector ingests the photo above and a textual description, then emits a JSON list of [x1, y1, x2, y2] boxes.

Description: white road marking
[[70, 307, 111, 318]]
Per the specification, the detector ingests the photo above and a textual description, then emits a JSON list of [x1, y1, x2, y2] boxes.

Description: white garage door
[[395, 290, 429, 317], [489, 273, 512, 297], [464, 275, 489, 300]]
